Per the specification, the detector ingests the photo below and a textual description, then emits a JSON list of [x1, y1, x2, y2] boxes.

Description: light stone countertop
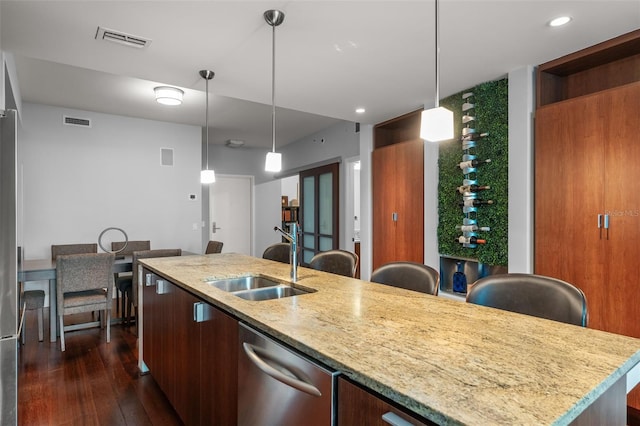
[[139, 253, 640, 425]]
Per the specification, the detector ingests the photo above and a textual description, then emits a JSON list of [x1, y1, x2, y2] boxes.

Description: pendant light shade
[[264, 9, 285, 173], [420, 0, 454, 142], [199, 70, 216, 184]]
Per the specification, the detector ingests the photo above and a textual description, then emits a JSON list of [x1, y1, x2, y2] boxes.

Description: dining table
[[18, 256, 133, 342]]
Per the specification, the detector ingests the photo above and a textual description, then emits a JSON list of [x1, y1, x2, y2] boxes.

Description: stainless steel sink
[[205, 275, 315, 301], [234, 285, 311, 301], [206, 275, 281, 292]]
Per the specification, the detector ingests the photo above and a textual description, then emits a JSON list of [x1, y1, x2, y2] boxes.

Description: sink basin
[[205, 274, 315, 301], [234, 285, 312, 301], [206, 275, 282, 292]]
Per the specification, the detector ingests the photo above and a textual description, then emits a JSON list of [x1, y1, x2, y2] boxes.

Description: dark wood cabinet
[[372, 137, 424, 270], [534, 29, 640, 410], [337, 376, 434, 426], [141, 268, 238, 425]]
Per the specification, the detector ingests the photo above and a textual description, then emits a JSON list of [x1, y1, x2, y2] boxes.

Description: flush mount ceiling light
[[154, 86, 184, 106], [355, 107, 366, 114], [549, 16, 572, 27], [264, 9, 285, 173], [199, 70, 216, 184], [420, 0, 454, 142]]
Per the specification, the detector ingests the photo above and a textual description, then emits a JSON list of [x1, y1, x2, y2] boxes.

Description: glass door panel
[[300, 163, 339, 266]]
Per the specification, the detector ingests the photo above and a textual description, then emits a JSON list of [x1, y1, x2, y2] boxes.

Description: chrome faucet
[[274, 223, 298, 282]]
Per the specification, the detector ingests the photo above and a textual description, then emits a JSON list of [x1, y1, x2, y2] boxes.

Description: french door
[[299, 163, 339, 265]]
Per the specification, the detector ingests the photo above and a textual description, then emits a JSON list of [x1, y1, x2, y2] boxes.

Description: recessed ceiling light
[[355, 108, 366, 114], [549, 16, 572, 27]]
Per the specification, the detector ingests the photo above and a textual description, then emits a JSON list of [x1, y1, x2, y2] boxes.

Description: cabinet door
[[200, 304, 239, 425], [155, 277, 176, 405], [172, 283, 202, 425], [601, 82, 640, 337], [372, 140, 424, 270], [534, 93, 606, 330], [142, 270, 159, 378], [372, 143, 397, 269], [337, 377, 434, 426]]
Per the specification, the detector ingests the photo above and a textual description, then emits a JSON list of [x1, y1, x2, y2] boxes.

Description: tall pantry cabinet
[[534, 29, 640, 406], [372, 110, 424, 270]]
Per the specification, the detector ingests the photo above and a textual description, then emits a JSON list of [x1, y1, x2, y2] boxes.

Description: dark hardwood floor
[[18, 305, 183, 426]]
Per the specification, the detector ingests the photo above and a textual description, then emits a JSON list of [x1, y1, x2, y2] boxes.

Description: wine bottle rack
[[456, 92, 491, 249]]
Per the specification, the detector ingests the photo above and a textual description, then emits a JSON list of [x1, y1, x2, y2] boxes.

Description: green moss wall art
[[437, 78, 508, 266]]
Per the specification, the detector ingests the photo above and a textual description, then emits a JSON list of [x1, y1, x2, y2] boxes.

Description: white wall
[[19, 103, 202, 259], [281, 175, 299, 203], [358, 125, 373, 280], [508, 66, 535, 272]]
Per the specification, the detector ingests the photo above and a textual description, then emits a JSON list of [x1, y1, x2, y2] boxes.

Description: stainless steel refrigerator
[[0, 109, 18, 425]]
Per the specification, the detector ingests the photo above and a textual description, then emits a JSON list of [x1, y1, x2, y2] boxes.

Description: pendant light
[[200, 70, 216, 184], [420, 0, 454, 142], [264, 9, 285, 173]]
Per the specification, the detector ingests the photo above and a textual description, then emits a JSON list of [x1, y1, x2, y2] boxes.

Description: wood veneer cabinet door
[[534, 91, 606, 330], [372, 139, 424, 270], [200, 304, 238, 425], [600, 82, 640, 337], [172, 282, 201, 425], [337, 377, 435, 425], [535, 83, 640, 336]]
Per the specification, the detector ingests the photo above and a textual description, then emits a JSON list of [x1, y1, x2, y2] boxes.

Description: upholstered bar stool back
[[371, 262, 440, 296], [205, 241, 224, 254], [309, 249, 359, 278], [51, 243, 97, 260], [466, 273, 588, 327], [262, 243, 291, 264]]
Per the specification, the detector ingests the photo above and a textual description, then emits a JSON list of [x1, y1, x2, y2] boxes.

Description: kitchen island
[[138, 253, 640, 425]]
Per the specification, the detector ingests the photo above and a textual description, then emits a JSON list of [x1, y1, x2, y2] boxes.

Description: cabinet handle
[[193, 302, 211, 322], [382, 411, 415, 426], [392, 212, 398, 222], [242, 342, 322, 397], [604, 214, 609, 240], [598, 214, 602, 239], [156, 280, 168, 295], [145, 273, 153, 287]]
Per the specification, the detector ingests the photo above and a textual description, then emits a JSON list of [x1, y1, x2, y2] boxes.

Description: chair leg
[[37, 307, 44, 342], [106, 310, 111, 344], [115, 286, 120, 314], [59, 315, 65, 352], [121, 290, 127, 325]]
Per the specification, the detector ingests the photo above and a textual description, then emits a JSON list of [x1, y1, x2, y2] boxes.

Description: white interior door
[[209, 175, 252, 255]]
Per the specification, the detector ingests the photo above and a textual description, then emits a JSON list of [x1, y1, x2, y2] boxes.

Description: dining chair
[[205, 240, 224, 254], [21, 289, 45, 343], [466, 273, 588, 327], [111, 240, 151, 316], [309, 249, 359, 278], [56, 252, 115, 351], [262, 242, 291, 264], [123, 249, 182, 332], [51, 243, 97, 259], [371, 261, 440, 296]]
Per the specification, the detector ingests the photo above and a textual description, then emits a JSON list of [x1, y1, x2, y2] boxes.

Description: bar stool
[[22, 290, 45, 343]]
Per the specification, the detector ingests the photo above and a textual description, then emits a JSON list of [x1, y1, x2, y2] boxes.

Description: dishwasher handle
[[242, 342, 322, 397]]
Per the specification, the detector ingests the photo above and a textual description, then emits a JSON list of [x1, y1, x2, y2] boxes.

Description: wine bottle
[[459, 199, 494, 207], [459, 159, 491, 169], [462, 114, 475, 124], [457, 184, 490, 194], [461, 132, 489, 142], [456, 224, 490, 232], [462, 102, 474, 112], [455, 236, 486, 245]]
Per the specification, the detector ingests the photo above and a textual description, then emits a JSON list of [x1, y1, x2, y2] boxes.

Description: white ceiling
[[2, 1, 639, 148]]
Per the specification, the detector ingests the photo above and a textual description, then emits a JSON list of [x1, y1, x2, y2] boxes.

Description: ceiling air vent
[[95, 26, 151, 49], [63, 116, 92, 128]]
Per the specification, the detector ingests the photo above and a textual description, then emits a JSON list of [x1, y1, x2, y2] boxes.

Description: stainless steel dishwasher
[[238, 323, 339, 426]]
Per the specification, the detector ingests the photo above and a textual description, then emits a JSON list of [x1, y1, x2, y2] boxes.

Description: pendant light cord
[[434, 0, 440, 108], [271, 23, 277, 154], [205, 76, 210, 170]]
